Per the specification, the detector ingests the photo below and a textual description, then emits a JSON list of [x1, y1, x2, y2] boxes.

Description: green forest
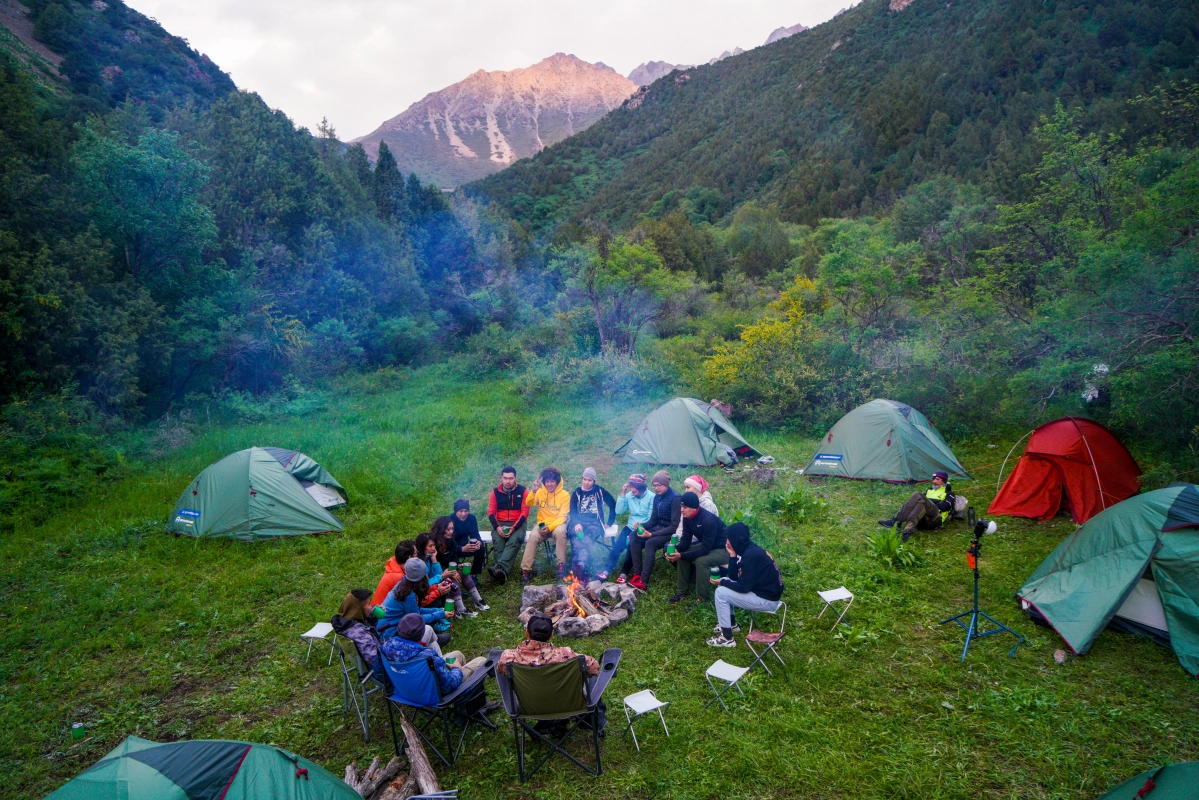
[[2, 0, 1197, 516]]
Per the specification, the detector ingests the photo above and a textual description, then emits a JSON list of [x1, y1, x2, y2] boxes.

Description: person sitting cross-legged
[[878, 470, 956, 542], [595, 473, 653, 583], [665, 491, 727, 605], [707, 523, 785, 648], [381, 613, 488, 695]]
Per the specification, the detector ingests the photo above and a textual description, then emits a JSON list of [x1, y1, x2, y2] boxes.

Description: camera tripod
[[939, 509, 1026, 660]]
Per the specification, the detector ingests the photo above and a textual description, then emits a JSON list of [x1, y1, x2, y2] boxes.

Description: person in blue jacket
[[379, 614, 489, 696], [377, 558, 450, 640]]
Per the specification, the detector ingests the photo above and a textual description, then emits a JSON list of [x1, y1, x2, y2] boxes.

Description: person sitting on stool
[[878, 470, 956, 542], [707, 523, 784, 648]]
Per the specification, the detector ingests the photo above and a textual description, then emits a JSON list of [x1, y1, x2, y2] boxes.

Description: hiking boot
[[878, 517, 897, 528], [482, 700, 503, 714], [594, 571, 609, 581], [436, 632, 452, 647], [712, 623, 742, 634], [488, 565, 507, 584], [668, 592, 688, 604], [521, 570, 533, 585], [629, 575, 647, 592], [474, 599, 491, 611], [557, 562, 568, 580], [459, 609, 479, 618], [706, 634, 736, 648], [901, 526, 915, 543]]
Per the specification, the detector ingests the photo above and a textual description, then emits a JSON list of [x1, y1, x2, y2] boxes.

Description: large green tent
[[44, 736, 360, 800], [803, 399, 970, 482], [614, 398, 759, 466], [166, 447, 345, 541], [1096, 762, 1199, 799], [1017, 483, 1199, 675]]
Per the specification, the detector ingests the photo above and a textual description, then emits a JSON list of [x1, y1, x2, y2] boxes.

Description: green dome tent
[[1096, 762, 1199, 799], [614, 398, 759, 466], [44, 736, 361, 800], [167, 447, 346, 541], [803, 399, 970, 483], [1017, 483, 1199, 676]]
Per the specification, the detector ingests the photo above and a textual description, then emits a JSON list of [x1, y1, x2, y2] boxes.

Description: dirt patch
[[0, 0, 63, 70]]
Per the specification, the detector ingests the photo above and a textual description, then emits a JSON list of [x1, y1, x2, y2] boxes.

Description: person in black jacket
[[707, 523, 784, 647], [452, 498, 487, 580], [665, 492, 727, 604], [627, 470, 681, 592], [567, 467, 617, 581]]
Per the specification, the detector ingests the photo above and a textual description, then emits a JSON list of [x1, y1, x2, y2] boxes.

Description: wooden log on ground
[[358, 757, 404, 799], [576, 593, 600, 617], [374, 773, 415, 800], [344, 762, 359, 788], [398, 712, 441, 796]]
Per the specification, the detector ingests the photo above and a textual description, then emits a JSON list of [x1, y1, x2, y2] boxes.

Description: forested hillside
[[471, 0, 1199, 233]]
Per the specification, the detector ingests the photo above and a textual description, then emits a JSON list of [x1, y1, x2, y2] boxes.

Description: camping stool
[[745, 601, 788, 676], [703, 659, 751, 712], [300, 622, 337, 666], [622, 689, 669, 752], [817, 586, 854, 631]]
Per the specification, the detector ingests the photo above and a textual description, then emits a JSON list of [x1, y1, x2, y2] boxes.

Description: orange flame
[[563, 572, 587, 618]]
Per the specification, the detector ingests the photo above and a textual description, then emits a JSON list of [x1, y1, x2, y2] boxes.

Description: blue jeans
[[715, 585, 780, 629]]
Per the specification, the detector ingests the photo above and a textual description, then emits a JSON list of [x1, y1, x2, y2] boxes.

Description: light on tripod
[[984, 520, 997, 536], [940, 507, 1025, 660]]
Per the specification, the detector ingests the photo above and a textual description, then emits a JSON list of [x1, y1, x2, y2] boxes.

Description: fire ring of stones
[[518, 580, 637, 638]]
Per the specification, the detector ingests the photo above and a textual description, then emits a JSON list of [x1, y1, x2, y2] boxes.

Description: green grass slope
[[470, 0, 1199, 235], [2, 371, 1197, 799]]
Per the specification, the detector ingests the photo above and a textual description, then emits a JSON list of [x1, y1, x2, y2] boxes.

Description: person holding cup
[[596, 473, 653, 582], [665, 491, 728, 604], [567, 467, 617, 582], [376, 558, 451, 641], [381, 614, 489, 695], [451, 498, 488, 580], [487, 465, 529, 585], [415, 530, 469, 625], [427, 519, 489, 614], [626, 471, 681, 592]]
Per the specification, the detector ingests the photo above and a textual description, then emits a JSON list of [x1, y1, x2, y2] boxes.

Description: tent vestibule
[[615, 397, 758, 466]]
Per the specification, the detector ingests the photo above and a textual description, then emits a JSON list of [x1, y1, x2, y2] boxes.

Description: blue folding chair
[[380, 649, 501, 767]]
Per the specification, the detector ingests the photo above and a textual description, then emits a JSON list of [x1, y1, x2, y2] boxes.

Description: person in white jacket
[[677, 474, 718, 536]]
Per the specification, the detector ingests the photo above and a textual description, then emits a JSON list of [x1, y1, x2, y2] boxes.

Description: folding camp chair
[[381, 649, 501, 767], [817, 586, 854, 630], [496, 649, 621, 782], [300, 621, 337, 665], [703, 659, 751, 712], [745, 601, 788, 676], [622, 689, 669, 752], [336, 636, 386, 741]]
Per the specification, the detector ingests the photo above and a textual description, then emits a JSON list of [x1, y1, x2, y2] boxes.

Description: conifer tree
[[372, 141, 404, 221]]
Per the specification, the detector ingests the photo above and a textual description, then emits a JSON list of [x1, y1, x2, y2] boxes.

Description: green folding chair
[[496, 649, 621, 782]]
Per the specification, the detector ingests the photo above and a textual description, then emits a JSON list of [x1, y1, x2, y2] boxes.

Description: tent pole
[[995, 430, 1033, 494], [1070, 417, 1109, 512]]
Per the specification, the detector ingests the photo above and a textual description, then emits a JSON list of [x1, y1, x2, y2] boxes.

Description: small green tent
[[1017, 483, 1199, 676], [167, 447, 345, 541], [44, 736, 361, 800], [1096, 762, 1199, 799], [803, 399, 970, 483], [614, 398, 758, 466]]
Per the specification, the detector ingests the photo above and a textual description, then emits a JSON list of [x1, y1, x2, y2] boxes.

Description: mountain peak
[[765, 23, 809, 45]]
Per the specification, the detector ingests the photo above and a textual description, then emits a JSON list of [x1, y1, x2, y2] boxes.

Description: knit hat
[[725, 522, 752, 554], [932, 470, 949, 481], [404, 557, 427, 582], [453, 498, 470, 512], [684, 474, 709, 495], [396, 613, 426, 642], [583, 467, 597, 481], [527, 614, 554, 642], [651, 470, 671, 487], [628, 473, 647, 489], [681, 491, 700, 509]]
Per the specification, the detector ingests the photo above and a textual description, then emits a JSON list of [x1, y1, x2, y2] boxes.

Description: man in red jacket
[[487, 465, 528, 584]]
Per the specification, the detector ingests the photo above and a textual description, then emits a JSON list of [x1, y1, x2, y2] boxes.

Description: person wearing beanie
[[627, 471, 682, 592], [497, 614, 599, 677], [372, 540, 418, 606], [431, 516, 491, 613], [665, 492, 727, 604], [707, 523, 784, 648], [452, 498, 487, 580], [878, 471, 957, 542], [487, 466, 529, 584], [376, 556, 452, 640], [380, 613, 489, 694], [567, 467, 617, 581], [333, 589, 385, 676], [596, 473, 653, 582], [520, 467, 571, 584]]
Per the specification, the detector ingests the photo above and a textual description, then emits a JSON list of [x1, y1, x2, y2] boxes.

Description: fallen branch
[[399, 712, 441, 795], [374, 773, 416, 800]]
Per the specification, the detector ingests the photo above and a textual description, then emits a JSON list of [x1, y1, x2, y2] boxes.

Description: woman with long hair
[[429, 516, 491, 611], [416, 529, 475, 618]]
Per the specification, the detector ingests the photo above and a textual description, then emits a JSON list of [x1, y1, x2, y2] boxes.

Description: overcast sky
[[131, 0, 850, 140]]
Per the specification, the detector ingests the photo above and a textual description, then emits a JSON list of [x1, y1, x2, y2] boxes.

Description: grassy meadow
[[2, 368, 1197, 800]]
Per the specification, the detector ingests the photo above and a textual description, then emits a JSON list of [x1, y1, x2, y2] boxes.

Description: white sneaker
[[706, 634, 736, 648], [474, 600, 491, 611], [459, 609, 479, 618], [712, 623, 741, 634]]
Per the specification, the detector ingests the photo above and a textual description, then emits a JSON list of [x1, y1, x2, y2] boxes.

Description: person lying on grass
[[627, 470, 682, 592], [707, 523, 785, 648], [452, 498, 487, 580], [596, 473, 653, 582], [878, 470, 956, 542], [372, 540, 417, 607], [567, 467, 616, 582], [377, 557, 450, 640], [487, 465, 529, 584], [430, 516, 490, 612], [665, 491, 727, 605], [521, 467, 571, 584], [382, 613, 488, 694]]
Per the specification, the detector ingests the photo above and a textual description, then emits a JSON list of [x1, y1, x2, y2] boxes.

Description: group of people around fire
[[331, 464, 953, 707]]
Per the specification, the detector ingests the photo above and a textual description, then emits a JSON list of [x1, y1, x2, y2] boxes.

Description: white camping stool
[[300, 622, 337, 665], [622, 690, 669, 751], [703, 660, 751, 712], [817, 586, 854, 630], [479, 529, 494, 544]]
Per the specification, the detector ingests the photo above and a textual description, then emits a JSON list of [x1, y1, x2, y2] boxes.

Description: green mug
[[445, 656, 456, 666], [444, 599, 454, 613], [71, 723, 85, 740], [666, 543, 676, 555], [371, 605, 385, 619], [461, 563, 471, 577], [709, 567, 721, 579]]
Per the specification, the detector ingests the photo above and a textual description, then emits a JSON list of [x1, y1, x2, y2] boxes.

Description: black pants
[[629, 532, 672, 583]]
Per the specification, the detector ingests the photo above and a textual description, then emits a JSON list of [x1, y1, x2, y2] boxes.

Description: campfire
[[518, 574, 638, 637]]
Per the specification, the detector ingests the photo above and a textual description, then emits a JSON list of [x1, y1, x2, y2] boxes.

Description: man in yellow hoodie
[[521, 467, 571, 583]]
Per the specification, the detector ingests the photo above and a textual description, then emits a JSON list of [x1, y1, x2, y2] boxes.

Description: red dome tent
[[988, 418, 1141, 524]]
